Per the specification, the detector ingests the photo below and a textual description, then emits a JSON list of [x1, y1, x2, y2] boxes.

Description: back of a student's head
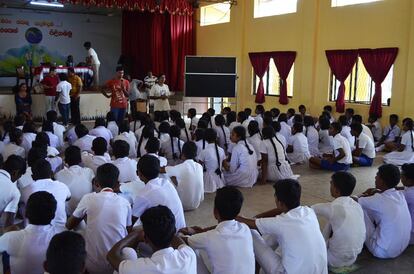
[[401, 163, 414, 187], [244, 108, 252, 116], [273, 179, 301, 210], [46, 110, 58, 122], [141, 205, 176, 249], [214, 186, 243, 221], [331, 171, 356, 197], [292, 122, 303, 133], [159, 122, 171, 134], [112, 140, 130, 158], [32, 159, 52, 180], [377, 164, 400, 189], [26, 191, 56, 225], [75, 124, 88, 138], [169, 125, 181, 138], [10, 128, 23, 144], [14, 114, 25, 127], [96, 163, 119, 189], [303, 115, 314, 127], [330, 122, 342, 133], [319, 116, 330, 130], [248, 120, 260, 137], [138, 155, 160, 181], [182, 141, 197, 160], [338, 115, 348, 126], [207, 108, 215, 116], [23, 121, 37, 134], [145, 137, 160, 154], [34, 132, 50, 148], [323, 105, 333, 113], [352, 114, 363, 124], [94, 117, 106, 128], [28, 147, 47, 167], [42, 120, 54, 133], [3, 155, 26, 182], [65, 146, 82, 166], [119, 120, 130, 133], [106, 111, 116, 122], [278, 113, 288, 123], [92, 137, 107, 155], [45, 231, 86, 274]]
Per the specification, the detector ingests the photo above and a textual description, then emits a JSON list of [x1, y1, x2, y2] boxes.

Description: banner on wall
[[0, 8, 121, 84]]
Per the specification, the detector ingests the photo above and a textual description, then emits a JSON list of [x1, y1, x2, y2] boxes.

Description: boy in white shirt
[[2, 128, 25, 160], [400, 163, 414, 244], [350, 123, 376, 167], [112, 140, 138, 183], [312, 172, 365, 268], [46, 111, 65, 148], [180, 187, 255, 274], [89, 117, 113, 145], [356, 164, 411, 258], [376, 114, 401, 152], [113, 120, 138, 158], [278, 113, 292, 145], [55, 146, 94, 215], [66, 163, 132, 274], [237, 179, 328, 274], [82, 137, 112, 175], [286, 123, 311, 164], [144, 137, 168, 167], [163, 142, 204, 211], [106, 111, 119, 138], [56, 73, 72, 126], [107, 205, 197, 274], [0, 191, 63, 274], [73, 124, 96, 153], [366, 114, 382, 142], [42, 120, 61, 150]]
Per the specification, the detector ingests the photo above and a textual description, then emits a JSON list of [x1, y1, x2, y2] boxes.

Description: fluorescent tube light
[[30, 1, 64, 8]]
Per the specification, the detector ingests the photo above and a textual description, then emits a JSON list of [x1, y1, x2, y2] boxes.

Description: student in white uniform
[[180, 187, 255, 274], [353, 115, 374, 142], [350, 123, 376, 167], [107, 205, 197, 274], [198, 129, 226, 193], [164, 142, 204, 211], [46, 111, 65, 149], [194, 128, 206, 160], [73, 124, 96, 154], [82, 137, 112, 175], [187, 108, 199, 133], [215, 114, 231, 153], [338, 115, 355, 149], [149, 74, 170, 112], [158, 121, 171, 145], [287, 123, 311, 164], [383, 118, 414, 166], [259, 127, 295, 184], [304, 116, 320, 157], [176, 118, 191, 143], [42, 120, 60, 150], [18, 147, 44, 190], [376, 114, 401, 152], [32, 132, 63, 173], [0, 155, 26, 227], [2, 128, 25, 160], [113, 120, 138, 158], [84, 41, 100, 86], [400, 164, 414, 244], [106, 111, 119, 138], [21, 122, 37, 157], [160, 125, 184, 166], [144, 137, 168, 167], [44, 231, 87, 274], [286, 108, 296, 127], [66, 163, 132, 274], [345, 108, 354, 126], [237, 179, 328, 274], [55, 146, 94, 215], [227, 111, 241, 133], [223, 126, 258, 188], [366, 113, 382, 142], [237, 111, 250, 133], [312, 172, 365, 268], [21, 159, 71, 228], [89, 117, 113, 145], [318, 116, 333, 154], [112, 140, 138, 184], [278, 113, 292, 142], [356, 164, 411, 258], [0, 191, 64, 274], [136, 125, 155, 158], [255, 104, 265, 129], [247, 120, 263, 162]]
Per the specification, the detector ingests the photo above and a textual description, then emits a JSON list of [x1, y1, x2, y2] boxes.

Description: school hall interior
[[0, 0, 414, 274]]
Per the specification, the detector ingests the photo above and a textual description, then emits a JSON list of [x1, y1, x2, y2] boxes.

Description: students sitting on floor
[[114, 120, 138, 158], [247, 120, 263, 162], [400, 163, 414, 244], [46, 110, 65, 147], [82, 137, 112, 175], [2, 128, 25, 160], [356, 164, 411, 258], [338, 115, 355, 149], [73, 124, 96, 153], [304, 116, 320, 157], [32, 132, 63, 173], [144, 137, 168, 167], [112, 140, 138, 184], [136, 125, 155, 158], [66, 163, 132, 274], [318, 116, 333, 154], [188, 108, 199, 133], [176, 118, 191, 143], [353, 115, 374, 142], [376, 114, 401, 152], [44, 231, 87, 274], [215, 114, 231, 153], [17, 147, 44, 190], [161, 125, 185, 166], [42, 120, 60, 150], [164, 142, 204, 211], [350, 123, 376, 167], [237, 179, 328, 274], [286, 122, 311, 164], [89, 117, 114, 146], [312, 172, 365, 268], [180, 186, 255, 274], [107, 205, 197, 274], [106, 111, 119, 138], [383, 118, 414, 166], [0, 191, 63, 274]]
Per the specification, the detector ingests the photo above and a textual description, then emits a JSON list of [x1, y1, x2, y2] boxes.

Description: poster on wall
[[0, 8, 121, 86]]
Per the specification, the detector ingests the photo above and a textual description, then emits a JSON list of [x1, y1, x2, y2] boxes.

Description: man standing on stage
[[67, 68, 83, 124], [149, 74, 170, 112], [83, 41, 100, 88], [144, 71, 157, 113], [41, 66, 59, 112]]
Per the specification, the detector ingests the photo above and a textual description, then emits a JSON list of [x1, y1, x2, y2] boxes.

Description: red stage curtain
[[271, 51, 296, 105], [358, 48, 398, 117], [325, 50, 358, 113], [249, 52, 271, 104]]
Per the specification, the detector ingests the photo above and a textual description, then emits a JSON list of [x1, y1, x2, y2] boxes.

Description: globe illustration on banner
[[25, 27, 43, 44]]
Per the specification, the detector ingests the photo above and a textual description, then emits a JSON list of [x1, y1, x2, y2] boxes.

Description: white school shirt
[[130, 120, 142, 133], [21, 132, 36, 156], [165, 159, 204, 211], [319, 129, 333, 154], [132, 177, 186, 230], [112, 157, 138, 183], [188, 220, 255, 274], [73, 190, 131, 274], [17, 167, 33, 190], [287, 133, 311, 163], [312, 197, 366, 267], [340, 126, 355, 149], [356, 132, 376, 159], [0, 170, 20, 214], [383, 125, 401, 142], [401, 130, 414, 152], [81, 152, 111, 174], [53, 122, 65, 147], [119, 244, 197, 274], [195, 139, 206, 159], [275, 132, 287, 150], [21, 178, 71, 227], [198, 143, 226, 193], [368, 121, 382, 141], [89, 126, 113, 144], [180, 128, 191, 143], [150, 83, 171, 111], [255, 115, 264, 129], [280, 122, 292, 141], [160, 137, 184, 163], [228, 121, 241, 133], [403, 186, 414, 244], [107, 121, 119, 137], [362, 124, 374, 143], [248, 133, 263, 161], [260, 138, 294, 181], [87, 47, 100, 65], [119, 179, 146, 205], [287, 116, 294, 127], [256, 206, 328, 274], [241, 119, 250, 134], [0, 224, 64, 274], [66, 126, 78, 145], [188, 117, 199, 131], [73, 134, 96, 153], [56, 80, 72, 104], [359, 189, 411, 257], [2, 143, 25, 160], [45, 131, 60, 149], [55, 165, 94, 215], [333, 133, 353, 164], [305, 126, 320, 157], [114, 131, 138, 158], [146, 153, 168, 167]]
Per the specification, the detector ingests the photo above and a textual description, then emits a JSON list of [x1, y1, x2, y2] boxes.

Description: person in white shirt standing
[[350, 123, 376, 167], [356, 164, 411, 258], [149, 74, 170, 112], [312, 172, 365, 268], [84, 41, 100, 87], [56, 73, 72, 126], [180, 187, 255, 274], [107, 205, 197, 274], [237, 179, 328, 274]]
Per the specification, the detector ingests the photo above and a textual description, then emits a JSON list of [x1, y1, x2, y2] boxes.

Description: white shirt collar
[[152, 247, 174, 258], [0, 169, 11, 180]]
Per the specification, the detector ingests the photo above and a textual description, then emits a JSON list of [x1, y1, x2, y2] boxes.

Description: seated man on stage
[[149, 74, 170, 112]]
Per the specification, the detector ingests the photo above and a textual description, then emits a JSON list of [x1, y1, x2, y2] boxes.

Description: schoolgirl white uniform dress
[[216, 125, 231, 152], [260, 137, 294, 181], [248, 133, 263, 161], [160, 137, 184, 166], [383, 130, 414, 165], [287, 133, 311, 164], [319, 129, 333, 154], [305, 126, 320, 157], [198, 143, 226, 193]]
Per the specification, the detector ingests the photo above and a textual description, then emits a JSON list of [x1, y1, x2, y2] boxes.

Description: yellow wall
[[196, 0, 414, 122]]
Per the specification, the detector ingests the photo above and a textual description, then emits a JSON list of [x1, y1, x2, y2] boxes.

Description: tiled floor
[[185, 154, 414, 274]]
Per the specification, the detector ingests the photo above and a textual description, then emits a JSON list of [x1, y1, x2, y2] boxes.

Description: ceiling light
[[30, 1, 64, 8]]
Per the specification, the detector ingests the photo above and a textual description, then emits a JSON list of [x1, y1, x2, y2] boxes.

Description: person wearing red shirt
[[41, 67, 59, 113], [101, 67, 130, 123]]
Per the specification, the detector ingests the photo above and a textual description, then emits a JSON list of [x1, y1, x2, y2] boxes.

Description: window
[[252, 59, 294, 96], [200, 3, 231, 26], [254, 0, 297, 18], [329, 57, 393, 105], [331, 0, 382, 7]]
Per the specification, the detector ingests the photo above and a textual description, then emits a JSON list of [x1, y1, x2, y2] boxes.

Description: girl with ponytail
[[214, 114, 230, 153], [384, 118, 414, 166], [222, 126, 258, 188], [137, 125, 155, 158], [286, 122, 311, 164], [193, 128, 206, 159], [259, 127, 295, 184], [247, 120, 262, 162], [176, 118, 191, 142], [160, 125, 184, 165], [304, 115, 320, 157]]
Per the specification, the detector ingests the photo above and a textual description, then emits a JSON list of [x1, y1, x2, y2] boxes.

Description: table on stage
[[34, 66, 94, 84]]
